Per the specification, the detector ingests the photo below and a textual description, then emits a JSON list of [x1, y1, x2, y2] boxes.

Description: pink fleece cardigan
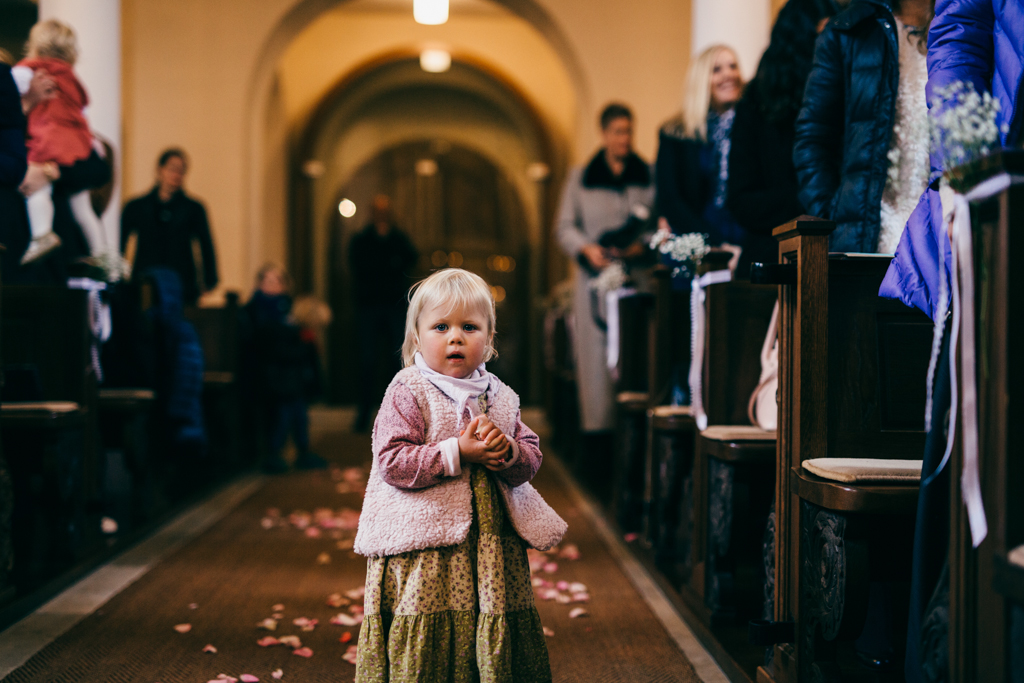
[[354, 367, 567, 558]]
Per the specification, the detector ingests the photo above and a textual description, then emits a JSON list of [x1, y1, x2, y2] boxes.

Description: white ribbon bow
[[688, 269, 733, 431]]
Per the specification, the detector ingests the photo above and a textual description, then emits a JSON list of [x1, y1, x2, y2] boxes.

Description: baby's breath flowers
[[589, 261, 628, 294], [649, 230, 710, 278], [930, 81, 1009, 170]]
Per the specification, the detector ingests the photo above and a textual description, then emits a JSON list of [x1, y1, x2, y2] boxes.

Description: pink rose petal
[[341, 645, 358, 664], [344, 586, 365, 600], [202, 644, 218, 653], [339, 632, 353, 643], [272, 613, 283, 619], [257, 636, 280, 647], [624, 532, 639, 543], [257, 618, 278, 631], [261, 518, 275, 529], [571, 592, 591, 603], [568, 582, 588, 593], [543, 562, 558, 574], [555, 594, 572, 604], [326, 593, 349, 608], [543, 626, 555, 637], [272, 604, 285, 611], [568, 607, 589, 618], [278, 635, 302, 648], [271, 671, 283, 681], [174, 623, 191, 633], [330, 613, 362, 626], [189, 603, 199, 610], [305, 527, 322, 538], [240, 676, 259, 683], [316, 552, 331, 564], [559, 543, 581, 560], [350, 605, 364, 615], [555, 581, 569, 591], [293, 647, 314, 658], [216, 677, 238, 683], [530, 577, 546, 588]]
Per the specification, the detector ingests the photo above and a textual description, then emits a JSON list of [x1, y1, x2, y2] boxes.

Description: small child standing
[[15, 19, 106, 264], [354, 268, 566, 682]]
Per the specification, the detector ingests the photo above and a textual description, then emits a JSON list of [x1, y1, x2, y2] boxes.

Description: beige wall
[[122, 0, 704, 297]]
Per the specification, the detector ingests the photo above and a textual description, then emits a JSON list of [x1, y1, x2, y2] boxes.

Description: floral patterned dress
[[355, 464, 552, 682]]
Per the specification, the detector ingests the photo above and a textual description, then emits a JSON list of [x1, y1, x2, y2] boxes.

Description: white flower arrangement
[[589, 260, 629, 294], [930, 81, 1009, 170], [649, 230, 710, 278]]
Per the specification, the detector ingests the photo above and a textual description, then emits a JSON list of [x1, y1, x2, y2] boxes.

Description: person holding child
[[13, 19, 108, 264], [354, 268, 566, 682]]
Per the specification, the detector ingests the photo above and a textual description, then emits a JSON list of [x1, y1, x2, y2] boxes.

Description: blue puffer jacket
[[793, 0, 901, 253], [880, 0, 1023, 319]]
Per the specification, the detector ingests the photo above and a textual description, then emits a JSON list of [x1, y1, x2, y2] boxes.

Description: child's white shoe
[[20, 232, 62, 265]]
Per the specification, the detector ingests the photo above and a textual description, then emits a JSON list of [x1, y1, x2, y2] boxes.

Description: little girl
[[354, 268, 566, 682], [15, 19, 106, 264]]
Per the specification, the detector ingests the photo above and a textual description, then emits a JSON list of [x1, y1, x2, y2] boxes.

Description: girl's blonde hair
[[680, 44, 742, 141], [402, 268, 497, 367], [26, 19, 79, 65]]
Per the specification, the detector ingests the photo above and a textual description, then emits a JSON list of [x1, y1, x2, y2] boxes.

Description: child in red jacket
[[16, 19, 106, 264]]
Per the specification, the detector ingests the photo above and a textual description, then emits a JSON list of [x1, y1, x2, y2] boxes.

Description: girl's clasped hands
[[458, 414, 510, 471]]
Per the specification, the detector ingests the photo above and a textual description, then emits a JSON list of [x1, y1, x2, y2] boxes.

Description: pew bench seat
[[203, 371, 235, 386], [98, 388, 155, 412], [616, 391, 648, 413], [650, 404, 695, 431], [699, 425, 775, 464], [2, 401, 85, 428], [791, 467, 918, 515]]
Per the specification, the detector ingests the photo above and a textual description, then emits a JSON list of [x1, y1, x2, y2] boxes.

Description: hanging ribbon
[[67, 278, 111, 384], [688, 269, 733, 431], [606, 286, 637, 377]]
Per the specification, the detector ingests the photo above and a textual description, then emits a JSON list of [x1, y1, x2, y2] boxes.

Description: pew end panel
[[948, 151, 1024, 682]]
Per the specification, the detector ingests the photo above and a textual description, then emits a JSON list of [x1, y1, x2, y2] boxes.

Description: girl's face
[[709, 50, 742, 111], [260, 269, 286, 296], [416, 301, 491, 379]]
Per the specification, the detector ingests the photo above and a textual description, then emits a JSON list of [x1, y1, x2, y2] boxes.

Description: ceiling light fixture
[[414, 0, 448, 25], [420, 49, 451, 73]]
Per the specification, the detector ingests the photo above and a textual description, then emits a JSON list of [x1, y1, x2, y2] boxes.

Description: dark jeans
[[269, 399, 309, 456], [355, 305, 405, 422], [906, 320, 952, 683]]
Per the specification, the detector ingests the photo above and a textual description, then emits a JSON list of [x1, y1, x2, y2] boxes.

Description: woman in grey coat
[[556, 103, 655, 437]]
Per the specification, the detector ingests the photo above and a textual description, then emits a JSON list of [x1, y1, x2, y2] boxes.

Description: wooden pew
[[947, 151, 1024, 682], [611, 291, 653, 532], [1, 286, 97, 587], [759, 218, 933, 683], [184, 293, 242, 471], [641, 252, 730, 582], [687, 278, 777, 625]]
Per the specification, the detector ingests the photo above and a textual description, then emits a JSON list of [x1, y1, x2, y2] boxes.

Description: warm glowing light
[[486, 255, 517, 273], [414, 0, 449, 25], [490, 286, 507, 303], [448, 251, 463, 267], [302, 160, 326, 178], [338, 199, 356, 217], [416, 159, 439, 176], [431, 250, 448, 267], [420, 49, 451, 73]]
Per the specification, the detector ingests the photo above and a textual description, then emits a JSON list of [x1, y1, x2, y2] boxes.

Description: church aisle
[[0, 410, 703, 683]]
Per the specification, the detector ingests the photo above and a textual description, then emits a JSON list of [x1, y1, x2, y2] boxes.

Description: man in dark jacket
[[121, 149, 218, 305], [348, 194, 418, 431]]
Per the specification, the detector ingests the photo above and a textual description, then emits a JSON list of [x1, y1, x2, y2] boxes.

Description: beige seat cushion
[[652, 405, 692, 418], [701, 425, 776, 442], [617, 391, 648, 404], [1009, 545, 1024, 569], [802, 458, 922, 483], [99, 388, 156, 401], [2, 401, 80, 413]]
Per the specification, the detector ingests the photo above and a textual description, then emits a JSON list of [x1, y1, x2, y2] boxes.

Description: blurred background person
[[556, 102, 654, 468], [655, 45, 745, 255], [348, 194, 418, 432], [727, 0, 845, 274], [121, 148, 218, 305], [243, 264, 327, 473]]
